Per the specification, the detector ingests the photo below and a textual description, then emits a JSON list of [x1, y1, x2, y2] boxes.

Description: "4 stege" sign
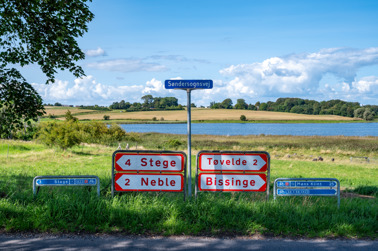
[[115, 153, 184, 172]]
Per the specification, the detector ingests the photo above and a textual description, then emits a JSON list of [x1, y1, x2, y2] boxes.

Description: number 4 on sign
[[125, 159, 131, 166]]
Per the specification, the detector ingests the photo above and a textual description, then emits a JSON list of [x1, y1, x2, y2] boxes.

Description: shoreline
[[74, 119, 371, 124]]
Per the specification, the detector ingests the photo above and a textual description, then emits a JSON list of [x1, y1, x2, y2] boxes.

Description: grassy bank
[[0, 136, 377, 238]]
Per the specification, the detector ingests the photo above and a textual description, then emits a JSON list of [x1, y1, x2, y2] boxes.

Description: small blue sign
[[277, 181, 336, 187], [164, 80, 213, 89], [36, 178, 97, 186], [277, 189, 337, 195]]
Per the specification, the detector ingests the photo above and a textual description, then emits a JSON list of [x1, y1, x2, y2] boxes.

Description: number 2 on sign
[[253, 159, 257, 165], [125, 179, 130, 186], [125, 159, 131, 166]]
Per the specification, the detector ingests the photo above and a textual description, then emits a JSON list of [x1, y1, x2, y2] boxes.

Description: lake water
[[120, 123, 378, 137]]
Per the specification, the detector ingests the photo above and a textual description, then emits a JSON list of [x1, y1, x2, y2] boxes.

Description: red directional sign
[[199, 173, 267, 192], [199, 153, 268, 172], [114, 173, 184, 192], [115, 153, 185, 172]]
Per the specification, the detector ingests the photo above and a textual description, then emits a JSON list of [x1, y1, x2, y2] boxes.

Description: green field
[[0, 135, 377, 238]]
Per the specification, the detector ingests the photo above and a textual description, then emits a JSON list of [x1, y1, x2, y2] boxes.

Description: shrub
[[37, 121, 81, 150], [240, 115, 247, 121], [125, 132, 141, 142], [64, 110, 78, 122], [363, 109, 375, 121], [103, 115, 110, 120], [108, 124, 127, 141], [166, 139, 184, 149], [152, 117, 157, 121]]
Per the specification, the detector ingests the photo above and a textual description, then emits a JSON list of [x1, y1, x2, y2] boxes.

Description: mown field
[[0, 134, 377, 238], [43, 106, 359, 122]]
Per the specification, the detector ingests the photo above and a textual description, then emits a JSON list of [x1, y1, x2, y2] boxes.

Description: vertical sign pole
[[165, 80, 213, 197], [187, 89, 192, 197]]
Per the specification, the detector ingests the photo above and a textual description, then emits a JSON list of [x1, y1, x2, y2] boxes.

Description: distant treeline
[[78, 105, 110, 111], [44, 103, 110, 111], [210, 98, 377, 120], [109, 95, 184, 111]]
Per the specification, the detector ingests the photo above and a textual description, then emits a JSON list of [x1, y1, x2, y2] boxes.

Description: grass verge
[[0, 138, 377, 238]]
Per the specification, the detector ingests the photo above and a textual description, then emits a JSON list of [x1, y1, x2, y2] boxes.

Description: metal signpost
[[112, 150, 187, 200], [195, 151, 270, 200], [33, 175, 100, 197], [164, 79, 213, 198], [273, 178, 340, 208]]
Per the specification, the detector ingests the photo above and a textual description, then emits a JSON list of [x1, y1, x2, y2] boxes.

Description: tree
[[0, 68, 44, 138], [221, 98, 233, 109], [354, 108, 365, 119], [235, 99, 247, 109], [259, 102, 268, 111], [210, 101, 221, 109], [240, 115, 247, 121], [0, 0, 94, 138], [141, 95, 153, 108]]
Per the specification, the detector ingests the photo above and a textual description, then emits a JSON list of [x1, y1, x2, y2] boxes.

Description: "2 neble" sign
[[115, 173, 184, 192]]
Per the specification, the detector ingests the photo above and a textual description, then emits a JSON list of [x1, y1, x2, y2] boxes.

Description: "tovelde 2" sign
[[199, 152, 268, 172]]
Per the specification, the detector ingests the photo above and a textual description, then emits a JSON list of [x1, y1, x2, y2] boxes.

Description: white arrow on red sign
[[199, 173, 267, 192], [115, 153, 184, 172], [199, 153, 268, 172], [114, 173, 184, 192]]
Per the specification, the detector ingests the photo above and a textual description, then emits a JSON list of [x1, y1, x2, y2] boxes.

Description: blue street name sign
[[277, 189, 337, 195], [164, 80, 213, 89], [36, 178, 97, 186], [277, 181, 337, 187]]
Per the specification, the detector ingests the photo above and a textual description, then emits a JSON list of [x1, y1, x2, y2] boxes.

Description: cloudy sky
[[28, 0, 378, 106]]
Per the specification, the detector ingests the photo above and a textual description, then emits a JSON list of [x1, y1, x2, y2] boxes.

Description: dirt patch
[[341, 192, 375, 199]]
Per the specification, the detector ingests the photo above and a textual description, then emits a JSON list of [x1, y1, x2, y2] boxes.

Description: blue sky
[[30, 0, 378, 106]]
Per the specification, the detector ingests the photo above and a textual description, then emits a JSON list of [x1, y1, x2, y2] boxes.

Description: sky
[[28, 0, 378, 106]]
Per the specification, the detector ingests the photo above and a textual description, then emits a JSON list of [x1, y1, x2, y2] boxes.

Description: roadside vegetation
[[0, 131, 377, 238]]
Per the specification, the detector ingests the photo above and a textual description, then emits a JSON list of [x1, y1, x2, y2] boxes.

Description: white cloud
[[142, 78, 165, 94], [352, 76, 378, 93], [217, 47, 378, 103], [32, 76, 144, 105], [85, 47, 106, 57], [87, 59, 168, 73], [32, 47, 378, 107]]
